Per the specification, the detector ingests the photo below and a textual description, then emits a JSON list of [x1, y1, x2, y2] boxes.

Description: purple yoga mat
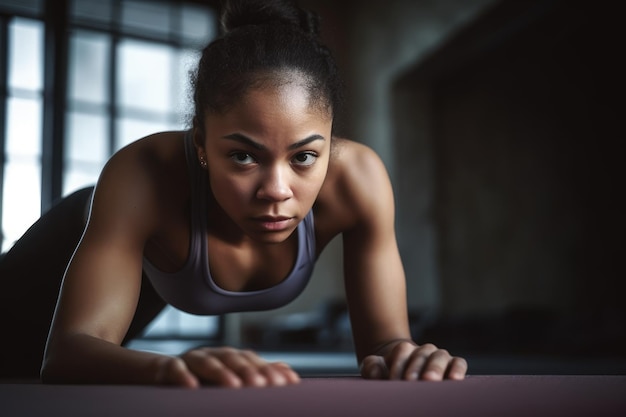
[[2, 375, 625, 417]]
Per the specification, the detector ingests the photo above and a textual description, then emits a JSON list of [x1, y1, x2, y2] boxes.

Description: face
[[195, 79, 333, 244]]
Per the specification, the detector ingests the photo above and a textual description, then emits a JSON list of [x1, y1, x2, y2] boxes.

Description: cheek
[[208, 172, 252, 206], [296, 168, 327, 201]]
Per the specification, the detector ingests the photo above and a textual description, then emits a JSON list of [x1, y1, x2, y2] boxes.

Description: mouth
[[252, 215, 295, 232]]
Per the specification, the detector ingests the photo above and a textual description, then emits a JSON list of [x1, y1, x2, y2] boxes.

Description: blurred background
[[0, 0, 624, 376]]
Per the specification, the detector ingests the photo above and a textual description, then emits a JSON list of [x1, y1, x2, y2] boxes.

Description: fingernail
[[274, 374, 287, 386], [369, 366, 382, 379], [254, 375, 268, 387], [423, 371, 441, 381]]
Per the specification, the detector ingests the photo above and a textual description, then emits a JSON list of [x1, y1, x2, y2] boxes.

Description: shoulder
[[102, 131, 186, 175], [90, 131, 188, 236], [315, 138, 394, 240]]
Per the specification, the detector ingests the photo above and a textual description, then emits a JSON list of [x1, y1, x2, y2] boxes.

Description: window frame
[[0, 0, 224, 346]]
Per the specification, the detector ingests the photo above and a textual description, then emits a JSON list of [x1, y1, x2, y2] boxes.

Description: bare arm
[[340, 143, 467, 381], [39, 143, 185, 385], [40, 136, 299, 388]]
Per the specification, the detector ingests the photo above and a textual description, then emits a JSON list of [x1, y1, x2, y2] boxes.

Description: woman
[[3, 0, 467, 387]]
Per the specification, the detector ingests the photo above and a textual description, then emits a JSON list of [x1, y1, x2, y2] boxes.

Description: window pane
[[3, 96, 42, 252], [180, 4, 217, 46], [121, 0, 171, 36], [70, 0, 112, 24], [0, 0, 43, 15], [117, 40, 174, 114], [64, 111, 109, 195], [8, 18, 43, 91], [66, 111, 108, 163], [6, 97, 42, 156], [63, 167, 100, 196], [69, 31, 110, 104], [1, 161, 41, 252], [115, 117, 174, 151]]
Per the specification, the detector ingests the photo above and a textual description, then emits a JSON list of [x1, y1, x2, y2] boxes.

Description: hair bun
[[221, 0, 320, 37]]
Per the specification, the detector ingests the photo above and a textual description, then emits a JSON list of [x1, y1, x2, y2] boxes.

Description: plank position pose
[[1, 0, 467, 387]]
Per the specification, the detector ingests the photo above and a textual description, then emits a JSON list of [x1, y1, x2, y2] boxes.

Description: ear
[[192, 117, 204, 146], [192, 119, 206, 156]]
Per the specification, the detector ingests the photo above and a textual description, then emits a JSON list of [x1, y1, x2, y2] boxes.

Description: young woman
[[1, 0, 467, 387]]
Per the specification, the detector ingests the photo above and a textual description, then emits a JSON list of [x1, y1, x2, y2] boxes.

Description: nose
[[256, 165, 294, 202]]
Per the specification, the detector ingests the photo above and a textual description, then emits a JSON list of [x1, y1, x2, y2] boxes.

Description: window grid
[[0, 0, 221, 342]]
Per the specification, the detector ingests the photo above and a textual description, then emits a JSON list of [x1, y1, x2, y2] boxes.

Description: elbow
[[39, 339, 68, 384], [40, 353, 59, 384], [39, 365, 51, 384]]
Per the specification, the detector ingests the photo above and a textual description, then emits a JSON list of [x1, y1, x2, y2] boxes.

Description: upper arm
[[47, 146, 159, 347], [339, 144, 411, 362]]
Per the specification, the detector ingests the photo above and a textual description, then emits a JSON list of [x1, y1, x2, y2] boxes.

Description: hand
[[156, 346, 301, 388], [360, 341, 467, 381]]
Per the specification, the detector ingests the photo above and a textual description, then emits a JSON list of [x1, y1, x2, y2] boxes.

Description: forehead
[[207, 78, 332, 133], [244, 70, 331, 117]]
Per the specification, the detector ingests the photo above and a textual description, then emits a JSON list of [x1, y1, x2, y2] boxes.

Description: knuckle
[[271, 361, 291, 369], [236, 365, 259, 378], [160, 357, 185, 379], [393, 340, 416, 353], [420, 343, 437, 351], [361, 355, 378, 366], [219, 346, 238, 355], [454, 356, 468, 368], [241, 349, 257, 357], [183, 347, 214, 361]]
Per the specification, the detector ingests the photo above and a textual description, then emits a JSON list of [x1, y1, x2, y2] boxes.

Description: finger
[[157, 357, 199, 388], [401, 343, 439, 381], [360, 355, 388, 380], [239, 350, 295, 387], [445, 356, 468, 380], [261, 361, 301, 386], [272, 361, 301, 384], [387, 341, 422, 380], [183, 350, 243, 388], [217, 349, 268, 387], [420, 349, 453, 381]]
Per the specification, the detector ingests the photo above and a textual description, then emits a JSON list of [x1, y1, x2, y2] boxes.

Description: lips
[[252, 215, 294, 231]]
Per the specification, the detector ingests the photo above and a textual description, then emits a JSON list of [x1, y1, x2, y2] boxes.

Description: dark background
[[391, 0, 624, 361]]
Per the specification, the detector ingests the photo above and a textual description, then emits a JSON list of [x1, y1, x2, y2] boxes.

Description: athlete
[[1, 0, 467, 387]]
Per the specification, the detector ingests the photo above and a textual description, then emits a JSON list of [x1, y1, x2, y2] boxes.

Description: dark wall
[[393, 0, 624, 356]]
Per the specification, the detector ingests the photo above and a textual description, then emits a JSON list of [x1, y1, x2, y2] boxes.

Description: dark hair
[[191, 0, 343, 135]]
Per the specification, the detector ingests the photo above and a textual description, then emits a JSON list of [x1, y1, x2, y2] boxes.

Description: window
[[65, 0, 215, 192], [1, 0, 221, 346], [1, 16, 44, 253]]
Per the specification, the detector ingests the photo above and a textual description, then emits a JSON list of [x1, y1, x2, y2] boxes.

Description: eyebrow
[[222, 133, 325, 150]]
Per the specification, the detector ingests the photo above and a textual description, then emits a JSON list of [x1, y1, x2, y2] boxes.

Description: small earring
[[199, 156, 207, 169]]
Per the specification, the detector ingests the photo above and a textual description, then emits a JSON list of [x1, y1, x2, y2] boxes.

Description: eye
[[230, 152, 256, 165], [292, 152, 317, 166]]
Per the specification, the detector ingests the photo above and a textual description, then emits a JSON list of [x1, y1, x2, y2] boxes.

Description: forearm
[[41, 333, 172, 385]]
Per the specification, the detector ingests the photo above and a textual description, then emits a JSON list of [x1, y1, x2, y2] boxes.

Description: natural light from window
[[1, 1, 220, 342], [2, 18, 43, 253]]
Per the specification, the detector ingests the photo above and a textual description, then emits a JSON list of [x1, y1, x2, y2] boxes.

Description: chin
[[246, 226, 298, 245], [253, 231, 294, 245]]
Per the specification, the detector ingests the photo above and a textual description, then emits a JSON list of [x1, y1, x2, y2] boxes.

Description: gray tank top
[[142, 131, 317, 315]]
